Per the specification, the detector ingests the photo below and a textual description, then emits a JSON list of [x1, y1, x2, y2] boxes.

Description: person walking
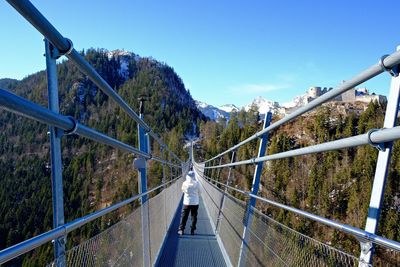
[[178, 170, 200, 235]]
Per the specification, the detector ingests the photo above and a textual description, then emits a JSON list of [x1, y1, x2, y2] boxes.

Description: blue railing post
[[161, 148, 166, 188], [359, 49, 400, 266], [44, 39, 66, 267], [215, 151, 236, 234], [238, 111, 272, 267], [137, 98, 151, 267]]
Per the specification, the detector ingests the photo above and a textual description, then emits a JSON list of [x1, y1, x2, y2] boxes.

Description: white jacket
[[182, 171, 200, 205]]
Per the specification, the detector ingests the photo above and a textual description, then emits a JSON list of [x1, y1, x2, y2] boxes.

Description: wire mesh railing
[[195, 163, 365, 267], [48, 208, 143, 267], [47, 177, 183, 267]]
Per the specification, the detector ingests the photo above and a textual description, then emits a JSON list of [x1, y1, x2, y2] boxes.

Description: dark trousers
[[178, 204, 199, 231]]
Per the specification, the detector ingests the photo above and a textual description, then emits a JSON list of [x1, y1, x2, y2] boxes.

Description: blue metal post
[[359, 49, 400, 265], [45, 39, 66, 267], [238, 111, 272, 267], [161, 148, 166, 188], [137, 98, 150, 267]]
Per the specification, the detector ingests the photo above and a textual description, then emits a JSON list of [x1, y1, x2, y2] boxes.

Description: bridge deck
[[156, 196, 227, 267]]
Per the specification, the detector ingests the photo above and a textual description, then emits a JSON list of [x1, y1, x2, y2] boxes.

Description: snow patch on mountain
[[219, 104, 239, 113], [107, 49, 132, 80], [106, 49, 134, 59], [196, 96, 290, 121]]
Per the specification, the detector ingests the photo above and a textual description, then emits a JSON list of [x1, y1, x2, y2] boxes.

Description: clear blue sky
[[1, 0, 399, 107]]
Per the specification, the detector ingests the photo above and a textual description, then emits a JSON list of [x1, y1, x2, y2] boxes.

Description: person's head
[[186, 171, 195, 181]]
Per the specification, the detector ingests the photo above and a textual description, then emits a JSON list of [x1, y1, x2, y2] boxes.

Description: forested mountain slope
[[0, 48, 205, 266]]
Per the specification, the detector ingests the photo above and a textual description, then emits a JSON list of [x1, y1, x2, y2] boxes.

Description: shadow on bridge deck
[[156, 196, 227, 267]]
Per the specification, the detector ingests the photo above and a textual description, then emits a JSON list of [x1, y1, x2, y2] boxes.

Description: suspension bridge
[[1, 0, 400, 266]]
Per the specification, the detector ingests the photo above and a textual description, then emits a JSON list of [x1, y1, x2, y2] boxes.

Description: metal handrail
[[6, 0, 183, 164], [0, 88, 181, 169], [195, 169, 400, 253], [0, 175, 183, 264], [204, 126, 400, 169], [203, 52, 400, 163]]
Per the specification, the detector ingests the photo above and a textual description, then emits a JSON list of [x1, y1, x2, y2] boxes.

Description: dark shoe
[[178, 230, 184, 235], [191, 229, 195, 235]]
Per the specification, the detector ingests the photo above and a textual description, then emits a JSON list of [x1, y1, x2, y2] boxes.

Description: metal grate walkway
[[156, 196, 228, 267]]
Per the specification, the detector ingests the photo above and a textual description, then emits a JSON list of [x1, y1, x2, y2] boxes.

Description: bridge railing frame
[[0, 0, 190, 266], [196, 47, 400, 266]]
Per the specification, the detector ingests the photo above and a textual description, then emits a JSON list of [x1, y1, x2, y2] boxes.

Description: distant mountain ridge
[[196, 86, 386, 121], [195, 96, 285, 121]]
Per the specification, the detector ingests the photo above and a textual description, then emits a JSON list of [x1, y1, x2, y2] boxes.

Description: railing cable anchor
[[367, 128, 388, 151], [380, 55, 399, 77], [44, 38, 73, 59], [59, 38, 74, 56], [64, 116, 79, 135]]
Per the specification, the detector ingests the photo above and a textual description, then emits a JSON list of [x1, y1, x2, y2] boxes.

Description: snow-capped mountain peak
[[219, 104, 239, 113], [195, 96, 286, 122], [106, 49, 134, 59], [244, 96, 280, 114], [195, 101, 230, 121], [106, 49, 133, 80]]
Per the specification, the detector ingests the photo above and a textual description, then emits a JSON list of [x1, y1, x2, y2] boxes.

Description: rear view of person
[[178, 171, 200, 235]]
